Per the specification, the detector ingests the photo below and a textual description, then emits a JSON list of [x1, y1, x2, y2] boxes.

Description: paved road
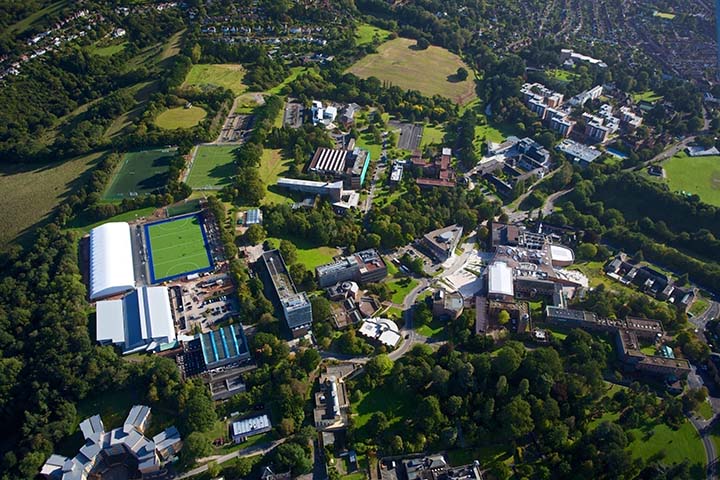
[[689, 412, 718, 480], [177, 439, 286, 479]]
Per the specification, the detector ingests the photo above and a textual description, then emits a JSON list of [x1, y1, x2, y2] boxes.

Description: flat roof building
[[557, 139, 602, 167], [231, 414, 272, 444], [260, 250, 313, 338], [420, 225, 463, 263], [488, 262, 514, 300], [308, 146, 371, 189], [199, 323, 251, 369], [96, 286, 176, 354], [316, 249, 387, 288], [89, 222, 136, 300]]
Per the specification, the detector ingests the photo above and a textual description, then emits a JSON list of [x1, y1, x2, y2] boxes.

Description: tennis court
[[144, 214, 213, 282]]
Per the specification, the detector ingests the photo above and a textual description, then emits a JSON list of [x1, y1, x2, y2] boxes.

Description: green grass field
[[663, 152, 720, 206], [146, 215, 211, 281], [547, 69, 578, 82], [388, 276, 419, 305], [259, 149, 294, 205], [155, 105, 207, 129], [653, 11, 676, 20], [355, 23, 392, 46], [66, 206, 156, 236], [104, 148, 177, 200], [347, 37, 476, 105], [266, 236, 338, 270], [590, 411, 705, 467], [0, 151, 101, 246], [187, 145, 238, 189], [352, 384, 414, 436], [632, 90, 663, 103], [183, 64, 247, 96], [90, 42, 127, 57], [266, 66, 313, 96], [421, 124, 446, 147]]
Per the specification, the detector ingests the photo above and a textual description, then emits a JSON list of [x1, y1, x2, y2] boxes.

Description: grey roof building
[[41, 406, 182, 480], [260, 250, 313, 338]]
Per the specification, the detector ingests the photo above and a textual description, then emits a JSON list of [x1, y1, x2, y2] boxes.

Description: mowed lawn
[[155, 105, 207, 129], [104, 148, 177, 200], [352, 384, 414, 436], [590, 411, 705, 468], [663, 152, 720, 206], [187, 145, 238, 189], [355, 23, 391, 46], [260, 149, 294, 205], [266, 236, 338, 270], [0, 151, 101, 245], [183, 64, 247, 96], [146, 215, 211, 282], [347, 37, 476, 105]]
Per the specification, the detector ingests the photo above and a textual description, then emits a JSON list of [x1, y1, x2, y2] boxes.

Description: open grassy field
[[266, 66, 313, 96], [155, 105, 207, 129], [183, 64, 247, 96], [187, 145, 238, 189], [547, 69, 578, 82], [0, 151, 101, 246], [355, 23, 392, 46], [654, 11, 676, 20], [146, 214, 212, 282], [90, 41, 127, 57], [421, 124, 446, 147], [662, 152, 720, 206], [266, 236, 338, 270], [347, 37, 476, 105], [66, 206, 157, 236], [388, 275, 419, 305], [632, 90, 663, 103], [590, 411, 705, 468], [259, 149, 294, 205], [104, 148, 176, 200], [352, 384, 414, 436]]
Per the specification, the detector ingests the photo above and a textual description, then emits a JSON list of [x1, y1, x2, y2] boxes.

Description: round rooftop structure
[[550, 245, 575, 267]]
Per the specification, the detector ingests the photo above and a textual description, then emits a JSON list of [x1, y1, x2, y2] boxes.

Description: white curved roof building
[[89, 222, 136, 300], [550, 245, 575, 267]]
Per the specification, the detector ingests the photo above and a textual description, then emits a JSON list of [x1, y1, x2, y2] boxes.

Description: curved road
[[177, 439, 287, 479]]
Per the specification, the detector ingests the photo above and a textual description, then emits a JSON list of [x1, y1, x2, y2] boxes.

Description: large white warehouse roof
[[89, 222, 135, 300], [96, 286, 176, 354]]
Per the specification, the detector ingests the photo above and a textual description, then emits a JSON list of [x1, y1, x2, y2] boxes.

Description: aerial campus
[[9, 2, 720, 480]]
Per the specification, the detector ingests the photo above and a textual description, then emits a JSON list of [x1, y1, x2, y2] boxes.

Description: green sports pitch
[[104, 148, 177, 200], [144, 214, 213, 282]]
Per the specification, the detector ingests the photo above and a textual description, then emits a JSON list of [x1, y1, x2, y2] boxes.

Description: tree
[[416, 38, 430, 50], [456, 67, 469, 81], [182, 432, 212, 465], [311, 296, 332, 323], [274, 442, 313, 474], [500, 397, 534, 440], [299, 348, 321, 373], [279, 239, 298, 265], [497, 310, 510, 325], [577, 243, 598, 261], [246, 224, 266, 244], [207, 461, 221, 477], [494, 346, 521, 376], [183, 384, 217, 433]]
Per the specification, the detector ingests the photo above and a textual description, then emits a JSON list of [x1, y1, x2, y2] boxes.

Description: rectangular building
[[199, 323, 251, 369], [260, 250, 313, 338], [231, 414, 272, 444], [308, 146, 371, 189], [420, 225, 463, 262], [316, 249, 387, 288]]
